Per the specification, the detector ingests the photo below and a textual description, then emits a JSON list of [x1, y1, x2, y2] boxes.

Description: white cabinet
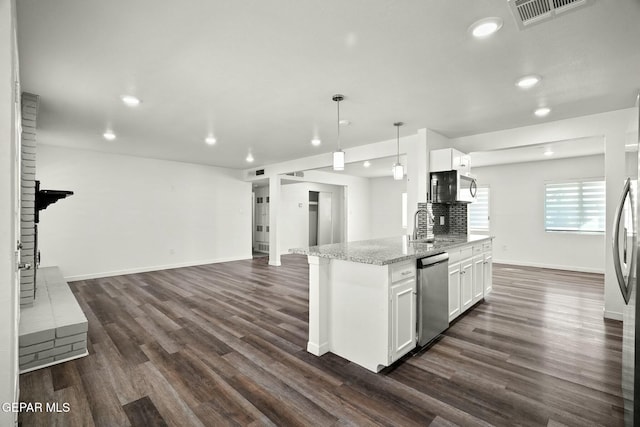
[[472, 254, 484, 303], [390, 279, 417, 362], [389, 261, 416, 363], [430, 148, 471, 174], [483, 253, 493, 296], [324, 258, 416, 372], [447, 239, 493, 322], [460, 259, 473, 312], [448, 263, 461, 321]]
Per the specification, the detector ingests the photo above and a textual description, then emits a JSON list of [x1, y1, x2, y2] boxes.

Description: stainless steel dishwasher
[[417, 252, 449, 347]]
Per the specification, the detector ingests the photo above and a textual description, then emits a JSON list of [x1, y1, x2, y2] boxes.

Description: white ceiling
[[314, 136, 606, 178], [470, 136, 605, 167], [16, 0, 640, 169], [318, 155, 408, 178]]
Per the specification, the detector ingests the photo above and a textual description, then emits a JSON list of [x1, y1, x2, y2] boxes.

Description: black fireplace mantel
[[35, 180, 73, 223]]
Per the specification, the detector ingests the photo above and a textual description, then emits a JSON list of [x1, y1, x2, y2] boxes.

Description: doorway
[[309, 191, 333, 246], [252, 184, 270, 257]]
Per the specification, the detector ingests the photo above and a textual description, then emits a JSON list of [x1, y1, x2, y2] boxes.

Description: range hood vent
[[508, 0, 594, 30]]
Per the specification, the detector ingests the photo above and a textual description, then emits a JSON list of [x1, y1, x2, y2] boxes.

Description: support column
[[604, 131, 626, 320], [268, 175, 281, 266], [307, 255, 330, 355], [406, 129, 428, 232]]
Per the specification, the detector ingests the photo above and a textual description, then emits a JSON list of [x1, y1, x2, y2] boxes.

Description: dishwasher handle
[[417, 252, 449, 268]]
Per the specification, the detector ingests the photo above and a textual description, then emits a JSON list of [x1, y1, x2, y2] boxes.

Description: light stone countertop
[[289, 234, 493, 266]]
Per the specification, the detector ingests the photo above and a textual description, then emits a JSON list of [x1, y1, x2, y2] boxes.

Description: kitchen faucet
[[412, 208, 435, 241]]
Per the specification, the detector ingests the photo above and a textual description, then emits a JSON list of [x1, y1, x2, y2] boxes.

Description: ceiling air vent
[[285, 171, 305, 178], [508, 0, 594, 30], [255, 169, 265, 176]]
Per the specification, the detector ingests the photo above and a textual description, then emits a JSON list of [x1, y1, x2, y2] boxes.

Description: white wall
[[473, 154, 605, 273], [36, 145, 252, 280], [369, 176, 407, 239], [294, 170, 372, 242], [279, 182, 344, 253], [452, 108, 634, 319], [1, 0, 19, 424]]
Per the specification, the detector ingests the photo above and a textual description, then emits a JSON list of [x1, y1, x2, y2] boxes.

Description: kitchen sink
[[434, 237, 461, 243]]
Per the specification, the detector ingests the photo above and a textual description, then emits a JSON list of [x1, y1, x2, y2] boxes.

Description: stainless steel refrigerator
[[615, 92, 640, 426]]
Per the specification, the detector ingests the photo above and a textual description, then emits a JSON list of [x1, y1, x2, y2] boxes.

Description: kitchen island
[[290, 234, 493, 372]]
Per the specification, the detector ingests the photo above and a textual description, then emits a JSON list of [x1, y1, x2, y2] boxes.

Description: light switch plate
[[440, 216, 445, 225]]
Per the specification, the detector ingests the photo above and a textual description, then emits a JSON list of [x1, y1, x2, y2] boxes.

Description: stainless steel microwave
[[430, 170, 477, 203]]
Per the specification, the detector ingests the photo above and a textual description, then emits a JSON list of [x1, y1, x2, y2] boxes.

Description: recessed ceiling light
[[363, 161, 371, 168], [469, 17, 503, 38], [103, 131, 116, 141], [311, 138, 321, 146], [534, 107, 551, 117], [205, 136, 216, 145], [246, 153, 254, 163], [121, 95, 141, 107], [339, 119, 351, 126], [516, 75, 541, 89], [544, 150, 554, 156]]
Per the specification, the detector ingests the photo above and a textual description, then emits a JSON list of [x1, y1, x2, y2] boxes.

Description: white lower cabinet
[[483, 252, 493, 295], [447, 240, 493, 321], [472, 254, 484, 303], [327, 259, 416, 372], [460, 259, 473, 312], [448, 263, 461, 321], [390, 279, 417, 362]]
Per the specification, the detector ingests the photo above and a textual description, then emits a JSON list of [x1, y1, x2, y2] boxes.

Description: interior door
[[317, 192, 333, 245]]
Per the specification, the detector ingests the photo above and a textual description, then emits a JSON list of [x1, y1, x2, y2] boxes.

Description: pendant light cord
[[396, 125, 400, 162], [336, 99, 341, 151]]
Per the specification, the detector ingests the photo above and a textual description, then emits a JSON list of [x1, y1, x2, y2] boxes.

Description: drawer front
[[447, 248, 462, 264], [459, 247, 473, 260], [482, 241, 492, 251], [391, 261, 415, 283], [472, 245, 482, 254]]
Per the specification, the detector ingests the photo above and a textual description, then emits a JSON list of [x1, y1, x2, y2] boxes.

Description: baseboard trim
[[61, 255, 252, 282], [493, 258, 604, 274], [604, 310, 623, 321], [307, 341, 330, 356]]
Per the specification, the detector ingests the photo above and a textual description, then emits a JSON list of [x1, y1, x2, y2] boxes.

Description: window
[[469, 186, 490, 232], [401, 193, 407, 229], [544, 179, 605, 233]]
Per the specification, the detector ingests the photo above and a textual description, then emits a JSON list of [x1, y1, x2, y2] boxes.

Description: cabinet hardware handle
[[401, 271, 412, 275]]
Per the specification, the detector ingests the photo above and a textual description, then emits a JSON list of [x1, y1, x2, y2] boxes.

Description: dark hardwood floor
[[19, 256, 623, 426]]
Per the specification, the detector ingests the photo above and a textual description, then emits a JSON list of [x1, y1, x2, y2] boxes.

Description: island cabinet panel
[[390, 280, 416, 363], [327, 259, 416, 372]]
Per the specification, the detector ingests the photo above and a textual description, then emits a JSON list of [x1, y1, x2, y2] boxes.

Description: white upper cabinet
[[430, 148, 471, 175]]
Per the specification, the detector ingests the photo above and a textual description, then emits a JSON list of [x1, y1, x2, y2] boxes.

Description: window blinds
[[544, 180, 605, 232]]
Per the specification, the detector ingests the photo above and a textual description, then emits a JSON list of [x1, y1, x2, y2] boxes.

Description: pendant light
[[332, 94, 345, 171], [392, 122, 404, 180]]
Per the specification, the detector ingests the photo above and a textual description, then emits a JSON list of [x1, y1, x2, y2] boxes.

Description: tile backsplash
[[431, 203, 468, 235]]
